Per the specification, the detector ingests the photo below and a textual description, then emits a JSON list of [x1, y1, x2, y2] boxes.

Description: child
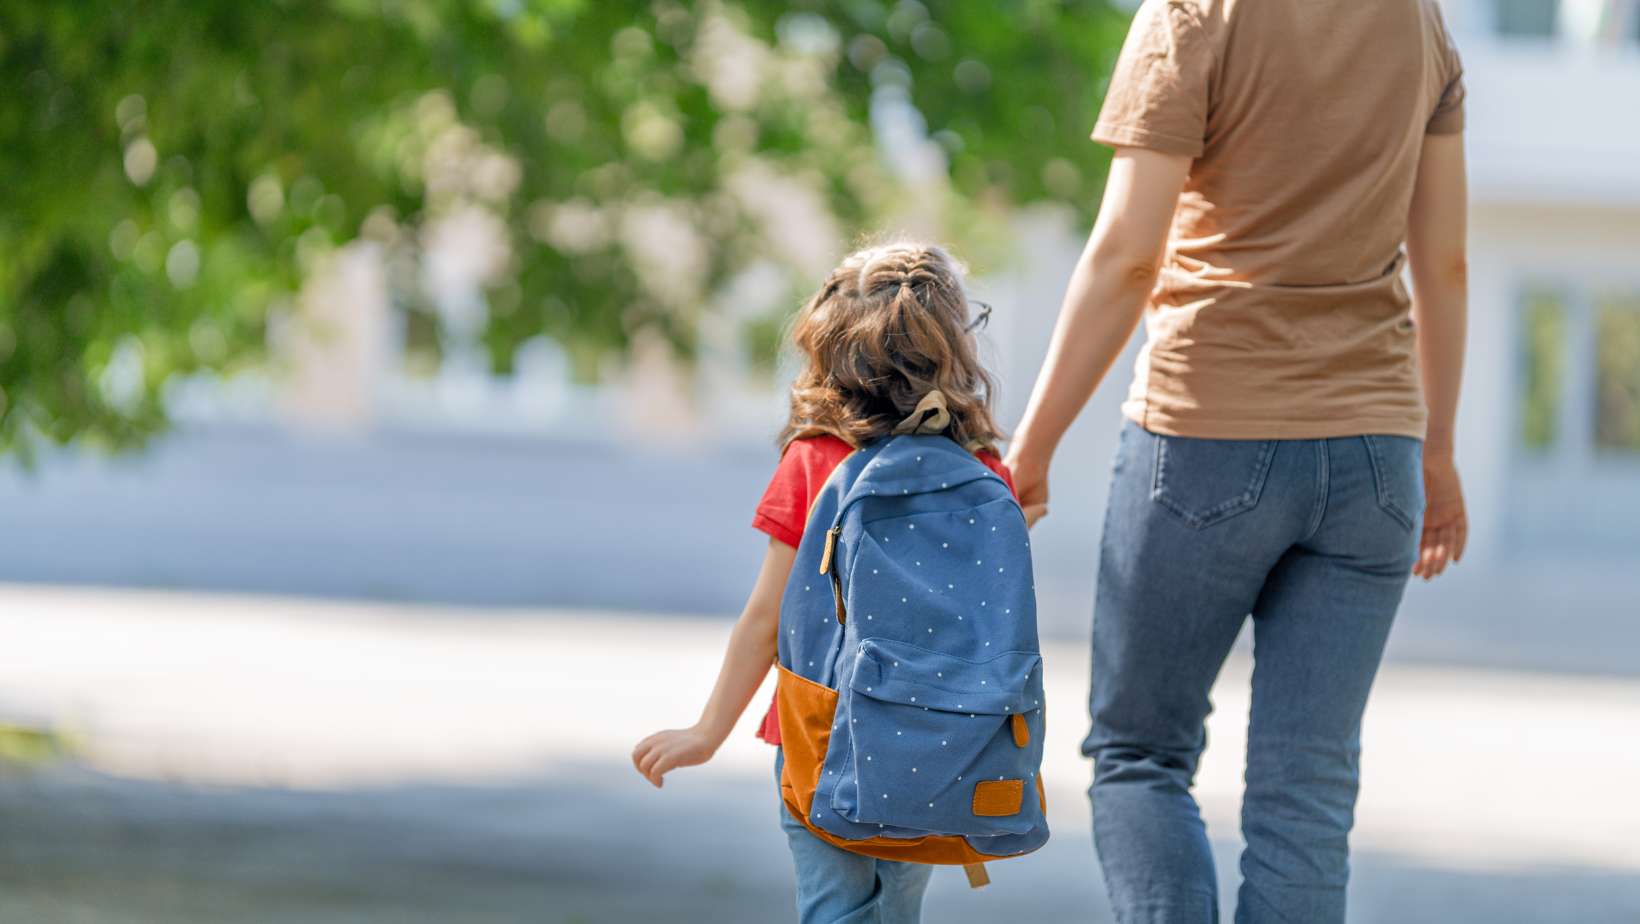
[[632, 241, 1026, 923]]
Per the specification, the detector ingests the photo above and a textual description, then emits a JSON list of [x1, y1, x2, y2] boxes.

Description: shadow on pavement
[[2, 758, 1635, 924]]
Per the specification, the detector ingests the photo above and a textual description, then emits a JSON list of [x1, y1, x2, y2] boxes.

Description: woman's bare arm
[[1005, 148, 1192, 521], [632, 538, 794, 786], [1406, 131, 1470, 579]]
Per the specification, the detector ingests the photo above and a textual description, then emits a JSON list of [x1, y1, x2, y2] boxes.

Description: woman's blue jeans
[[1087, 422, 1423, 924]]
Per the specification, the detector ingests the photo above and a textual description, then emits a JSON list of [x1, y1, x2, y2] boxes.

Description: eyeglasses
[[964, 300, 993, 334]]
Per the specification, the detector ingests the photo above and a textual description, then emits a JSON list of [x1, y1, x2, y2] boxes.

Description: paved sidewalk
[[0, 585, 1636, 922]]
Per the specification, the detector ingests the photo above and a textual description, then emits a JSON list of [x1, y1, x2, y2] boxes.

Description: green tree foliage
[[0, 0, 1126, 455]]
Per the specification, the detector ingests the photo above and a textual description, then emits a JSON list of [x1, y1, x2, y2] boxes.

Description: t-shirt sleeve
[[1091, 0, 1216, 158], [751, 448, 812, 550], [752, 439, 850, 549], [1426, 5, 1466, 135]]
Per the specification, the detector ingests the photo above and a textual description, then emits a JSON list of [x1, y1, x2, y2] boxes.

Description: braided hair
[[779, 241, 1003, 452]]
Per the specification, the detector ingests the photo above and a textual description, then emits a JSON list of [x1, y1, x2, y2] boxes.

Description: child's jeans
[[775, 748, 932, 923]]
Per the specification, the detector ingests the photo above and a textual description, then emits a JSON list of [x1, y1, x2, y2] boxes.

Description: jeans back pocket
[[1150, 432, 1278, 529], [1361, 435, 1424, 532]]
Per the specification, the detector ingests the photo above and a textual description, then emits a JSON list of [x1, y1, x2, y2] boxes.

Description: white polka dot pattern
[[772, 433, 1046, 859]]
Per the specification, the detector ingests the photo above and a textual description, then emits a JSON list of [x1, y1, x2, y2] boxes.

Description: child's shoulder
[[754, 436, 857, 549], [780, 436, 1013, 497], [763, 435, 855, 502], [778, 434, 855, 469]]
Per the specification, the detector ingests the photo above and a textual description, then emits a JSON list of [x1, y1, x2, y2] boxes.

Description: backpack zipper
[[819, 526, 845, 625], [819, 526, 840, 576]]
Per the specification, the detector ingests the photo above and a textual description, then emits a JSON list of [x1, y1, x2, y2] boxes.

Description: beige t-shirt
[[1094, 0, 1466, 439]]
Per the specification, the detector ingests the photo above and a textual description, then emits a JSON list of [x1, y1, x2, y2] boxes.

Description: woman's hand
[[632, 725, 719, 788], [1408, 132, 1468, 582], [1414, 453, 1467, 580], [1004, 446, 1050, 528]]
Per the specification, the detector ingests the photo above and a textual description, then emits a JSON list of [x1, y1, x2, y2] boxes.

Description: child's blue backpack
[[773, 430, 1047, 885]]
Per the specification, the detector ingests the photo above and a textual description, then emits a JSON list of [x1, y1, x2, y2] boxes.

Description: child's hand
[[632, 725, 718, 788]]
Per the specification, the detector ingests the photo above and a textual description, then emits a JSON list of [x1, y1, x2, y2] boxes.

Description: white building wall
[[1450, 0, 1640, 567]]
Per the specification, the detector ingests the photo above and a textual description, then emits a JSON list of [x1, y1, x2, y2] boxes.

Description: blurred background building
[[1, 2, 1636, 922]]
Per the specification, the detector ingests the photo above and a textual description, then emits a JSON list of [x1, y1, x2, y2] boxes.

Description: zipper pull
[[818, 526, 840, 575]]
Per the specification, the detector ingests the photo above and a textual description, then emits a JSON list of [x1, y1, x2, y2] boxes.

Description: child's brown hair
[[779, 241, 1003, 452]]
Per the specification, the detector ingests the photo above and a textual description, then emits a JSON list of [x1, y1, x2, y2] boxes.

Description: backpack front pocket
[[829, 638, 1044, 837]]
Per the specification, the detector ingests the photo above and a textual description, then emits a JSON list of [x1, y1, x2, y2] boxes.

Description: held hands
[[1003, 446, 1050, 529], [1415, 453, 1467, 580], [632, 725, 719, 788]]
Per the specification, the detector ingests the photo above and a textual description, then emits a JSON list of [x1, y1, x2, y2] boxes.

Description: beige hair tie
[[893, 390, 951, 436]]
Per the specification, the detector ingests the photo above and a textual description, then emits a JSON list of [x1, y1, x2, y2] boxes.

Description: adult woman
[[1004, 1, 1469, 921]]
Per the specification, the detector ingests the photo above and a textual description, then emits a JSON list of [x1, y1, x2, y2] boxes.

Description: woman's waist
[[1126, 341, 1427, 441], [1157, 249, 1409, 300], [1144, 272, 1413, 355]]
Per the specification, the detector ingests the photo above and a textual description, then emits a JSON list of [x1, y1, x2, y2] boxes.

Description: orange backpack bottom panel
[[775, 664, 1045, 865]]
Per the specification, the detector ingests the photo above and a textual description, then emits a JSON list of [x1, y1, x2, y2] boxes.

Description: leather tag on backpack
[[963, 863, 990, 889], [972, 779, 1024, 817]]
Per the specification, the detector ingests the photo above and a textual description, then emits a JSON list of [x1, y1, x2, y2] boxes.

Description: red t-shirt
[[751, 435, 1016, 745]]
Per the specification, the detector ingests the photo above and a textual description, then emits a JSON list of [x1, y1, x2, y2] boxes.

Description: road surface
[[0, 585, 1636, 922]]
